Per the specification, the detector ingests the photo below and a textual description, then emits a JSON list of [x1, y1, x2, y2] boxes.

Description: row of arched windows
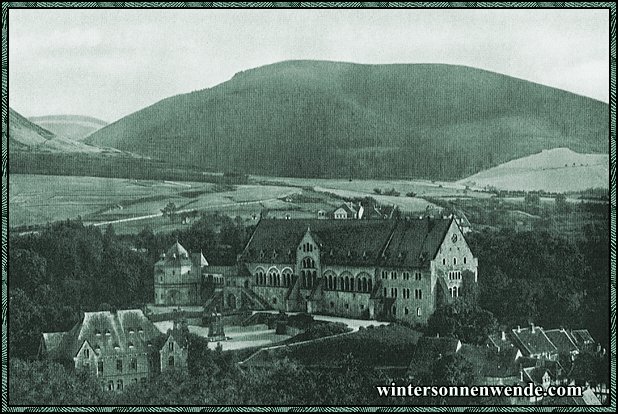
[[301, 243, 315, 253], [302, 257, 316, 269], [324, 273, 373, 293], [254, 268, 295, 287], [448, 271, 462, 280]]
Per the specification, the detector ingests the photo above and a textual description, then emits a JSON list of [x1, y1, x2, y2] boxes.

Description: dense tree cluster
[[467, 225, 609, 345]]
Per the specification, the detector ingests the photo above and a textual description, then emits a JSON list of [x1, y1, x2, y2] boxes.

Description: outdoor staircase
[[241, 287, 271, 311]]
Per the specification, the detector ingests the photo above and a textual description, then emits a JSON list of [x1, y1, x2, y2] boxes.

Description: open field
[[9, 174, 301, 231], [459, 148, 609, 192]]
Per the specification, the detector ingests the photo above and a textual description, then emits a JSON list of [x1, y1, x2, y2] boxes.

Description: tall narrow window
[[169, 341, 174, 351], [417, 307, 422, 317], [168, 356, 175, 367], [98, 361, 103, 374], [116, 359, 123, 373]]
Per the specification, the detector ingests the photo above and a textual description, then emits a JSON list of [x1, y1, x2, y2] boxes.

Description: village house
[[40, 309, 188, 392], [332, 202, 363, 219]]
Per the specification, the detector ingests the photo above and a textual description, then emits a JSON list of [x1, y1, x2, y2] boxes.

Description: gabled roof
[[42, 332, 65, 355], [167, 241, 189, 259], [511, 326, 557, 357], [43, 309, 164, 361], [240, 218, 454, 268], [459, 344, 521, 378], [192, 251, 209, 267], [569, 330, 595, 347], [334, 203, 357, 216], [544, 329, 579, 354], [487, 331, 515, 350], [522, 366, 552, 384]]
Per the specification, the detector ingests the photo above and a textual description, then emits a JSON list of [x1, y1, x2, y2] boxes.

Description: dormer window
[[259, 250, 265, 259], [128, 342, 134, 349], [128, 328, 135, 334], [114, 343, 120, 350], [138, 328, 144, 334], [105, 330, 111, 337], [84, 348, 90, 358]]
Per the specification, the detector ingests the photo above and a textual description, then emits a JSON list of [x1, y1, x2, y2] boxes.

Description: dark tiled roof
[[240, 218, 453, 268], [511, 327, 557, 356], [460, 344, 520, 378], [487, 332, 515, 350], [44, 309, 163, 361], [545, 329, 579, 354], [569, 330, 595, 347]]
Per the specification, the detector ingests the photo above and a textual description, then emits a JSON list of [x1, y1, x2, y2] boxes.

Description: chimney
[[517, 325, 521, 333], [501, 331, 506, 341], [531, 323, 535, 333], [436, 333, 440, 338]]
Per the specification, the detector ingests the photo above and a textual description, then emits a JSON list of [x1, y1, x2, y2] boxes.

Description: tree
[[555, 193, 570, 213], [9, 248, 47, 294], [432, 353, 477, 386], [161, 201, 178, 222], [426, 301, 498, 345]]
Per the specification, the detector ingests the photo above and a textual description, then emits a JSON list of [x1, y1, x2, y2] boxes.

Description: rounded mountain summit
[[86, 60, 608, 180]]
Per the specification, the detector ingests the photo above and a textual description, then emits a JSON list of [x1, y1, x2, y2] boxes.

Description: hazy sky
[[9, 8, 609, 122]]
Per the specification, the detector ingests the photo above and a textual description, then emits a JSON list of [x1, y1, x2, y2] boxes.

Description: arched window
[[328, 275, 333, 290], [362, 278, 367, 292], [344, 276, 349, 291], [453, 257, 457, 265], [117, 380, 123, 390], [392, 305, 397, 316], [368, 279, 373, 292], [168, 356, 175, 367], [463, 257, 467, 264], [405, 307, 409, 315], [417, 307, 422, 317], [383, 287, 387, 297], [302, 257, 315, 269], [350, 278, 355, 291], [282, 269, 292, 287], [442, 258, 446, 265]]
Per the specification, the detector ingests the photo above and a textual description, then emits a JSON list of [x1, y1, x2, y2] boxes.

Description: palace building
[[238, 216, 477, 324], [153, 216, 478, 324]]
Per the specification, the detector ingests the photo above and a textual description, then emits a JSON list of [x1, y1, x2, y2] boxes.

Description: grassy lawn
[[245, 324, 422, 368]]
